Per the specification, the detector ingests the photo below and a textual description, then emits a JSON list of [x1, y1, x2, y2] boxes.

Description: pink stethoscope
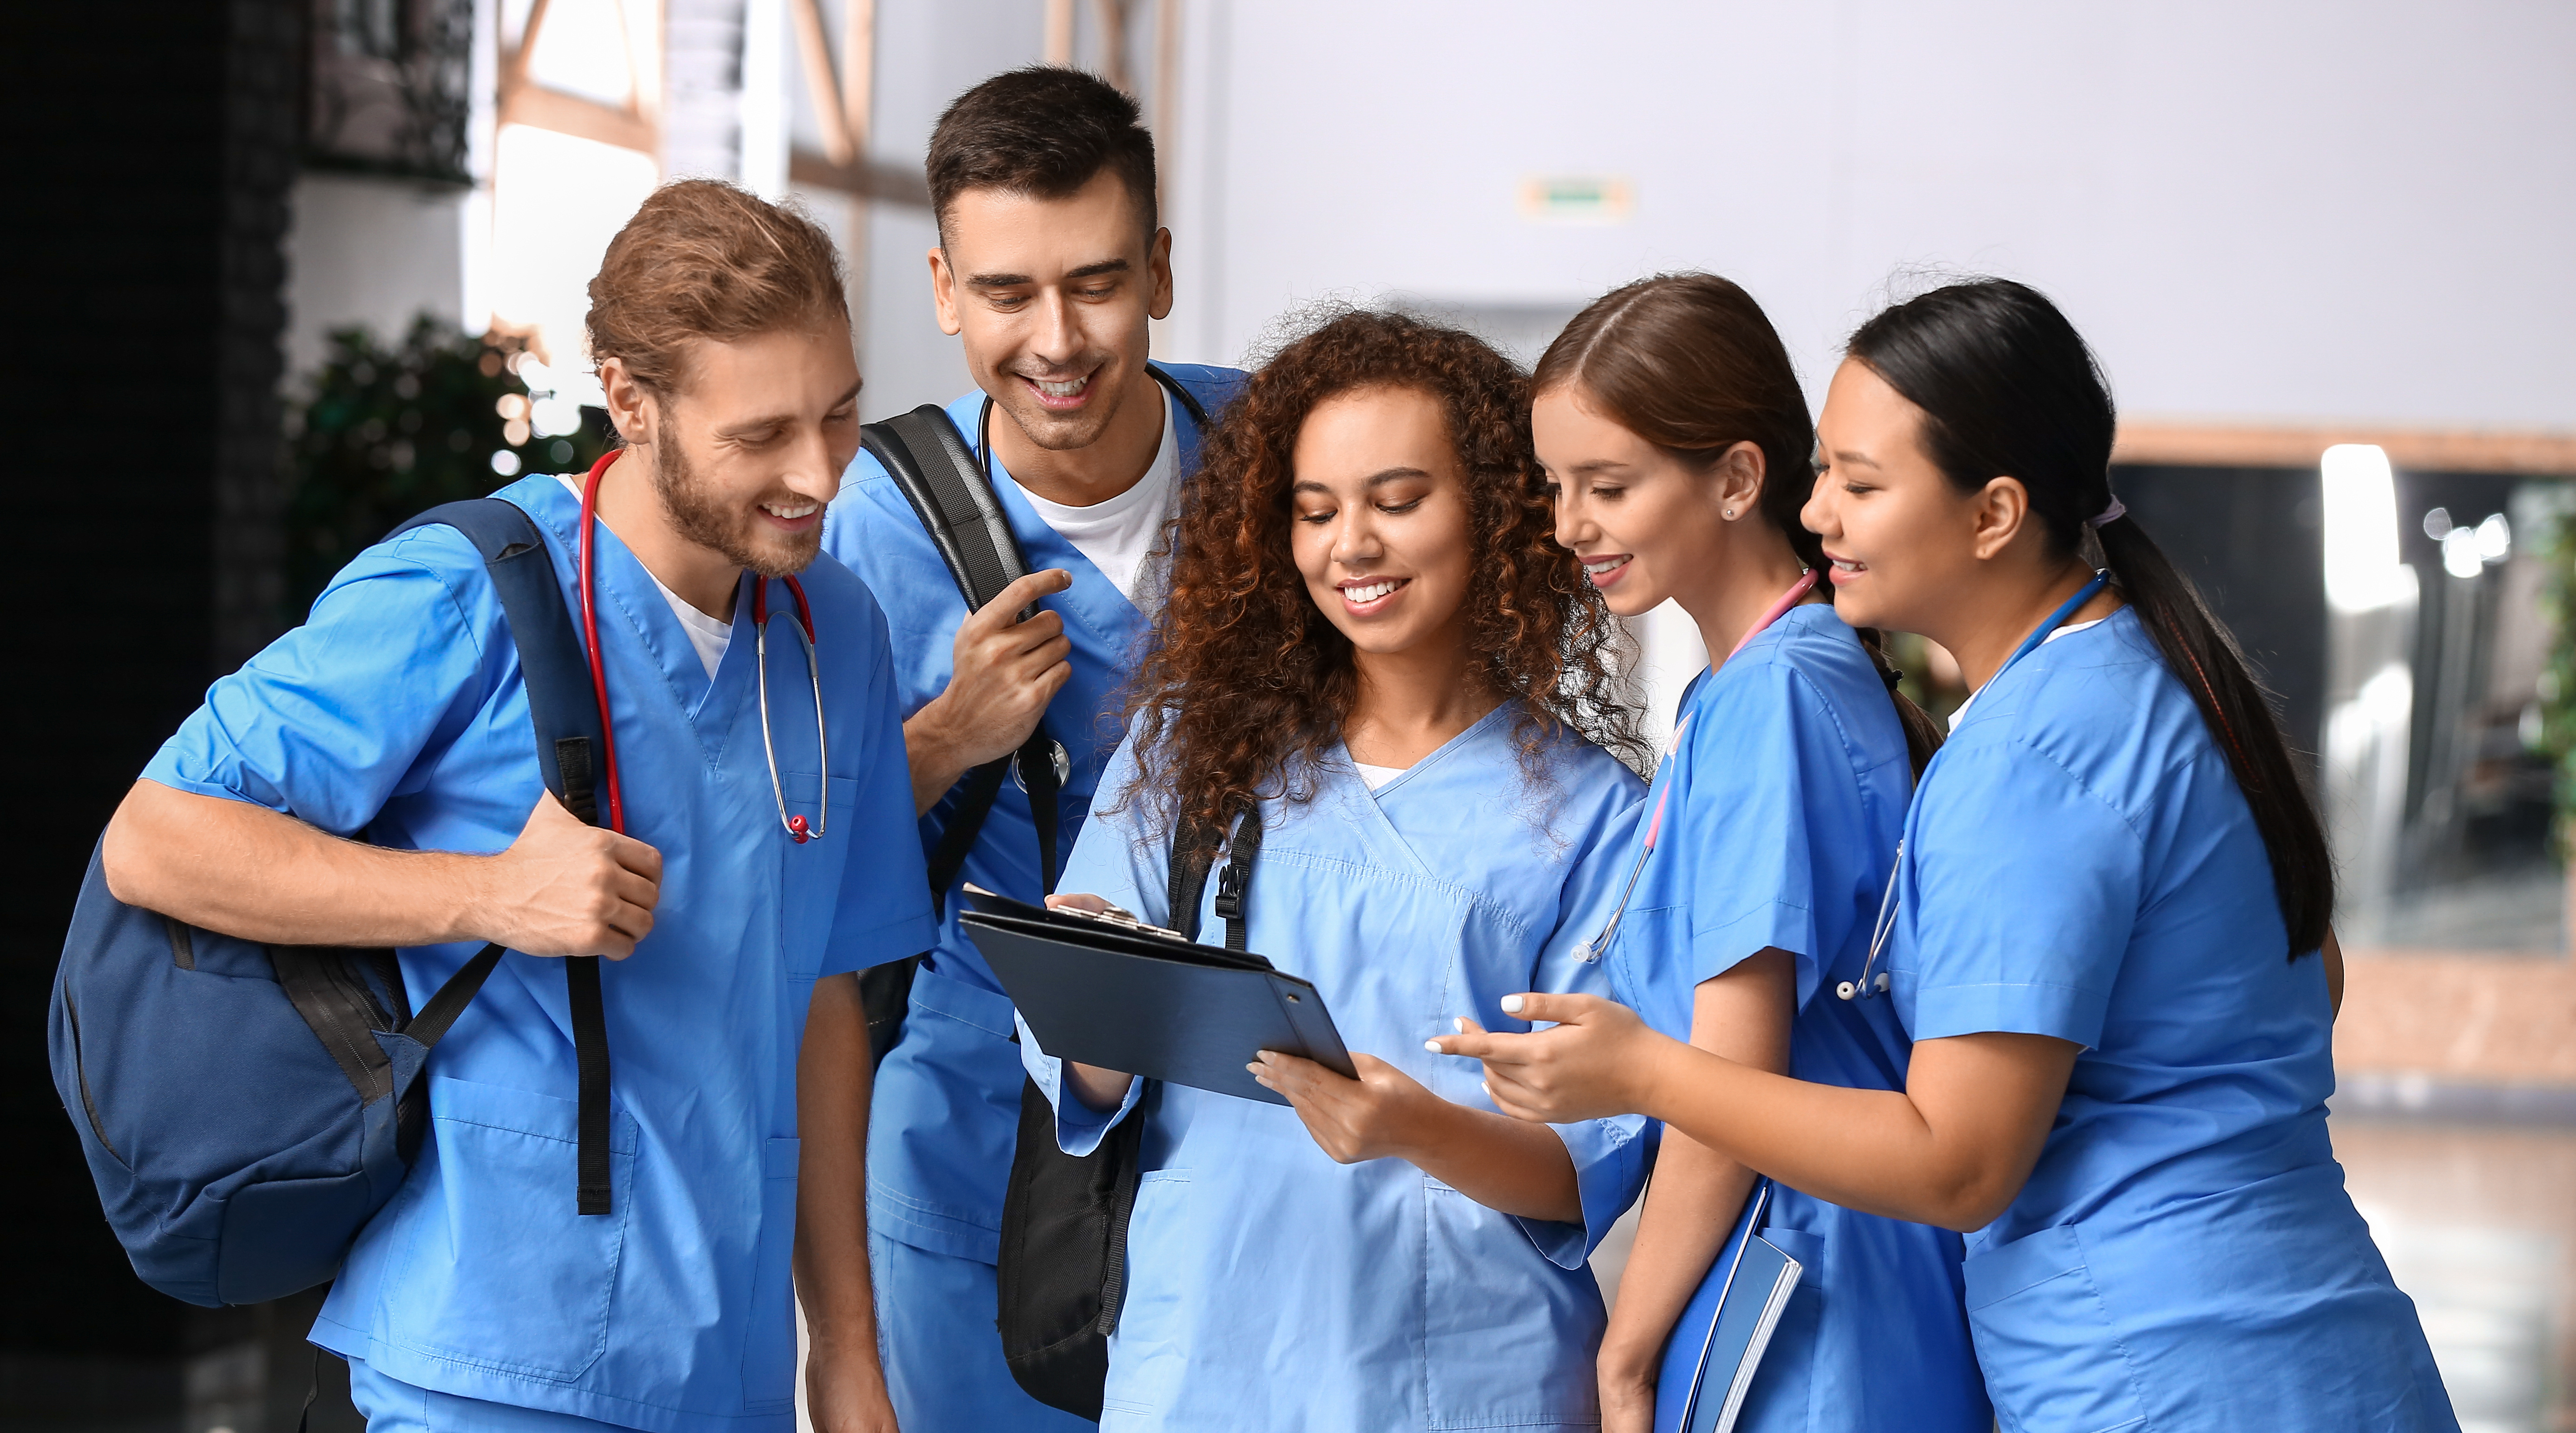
[[577, 455, 829, 845], [1576, 567, 1819, 965]]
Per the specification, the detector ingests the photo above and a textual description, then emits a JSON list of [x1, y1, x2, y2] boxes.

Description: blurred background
[[2, 2, 2569, 1429]]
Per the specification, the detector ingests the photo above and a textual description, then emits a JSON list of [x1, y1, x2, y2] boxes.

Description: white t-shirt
[[555, 474, 734, 679], [1946, 617, 2104, 732], [1353, 762, 1407, 790], [1018, 392, 1177, 605]]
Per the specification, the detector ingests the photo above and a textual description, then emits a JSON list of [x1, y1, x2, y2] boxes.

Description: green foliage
[[283, 315, 611, 614], [2537, 501, 2576, 856]]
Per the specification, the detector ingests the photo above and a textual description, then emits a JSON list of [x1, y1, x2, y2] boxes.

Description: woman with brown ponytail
[[1443, 278, 2458, 1432], [1511, 273, 1987, 1433]]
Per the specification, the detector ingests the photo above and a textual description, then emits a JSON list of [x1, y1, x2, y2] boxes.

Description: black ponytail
[[1850, 625, 1946, 778], [1847, 279, 2333, 959]]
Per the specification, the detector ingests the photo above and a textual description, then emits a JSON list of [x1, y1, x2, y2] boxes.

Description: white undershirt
[[1018, 392, 1177, 605], [556, 474, 734, 678], [1353, 763, 1407, 790], [1946, 618, 2104, 732]]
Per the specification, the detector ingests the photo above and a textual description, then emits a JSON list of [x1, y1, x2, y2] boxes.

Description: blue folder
[[1654, 1179, 1803, 1433]]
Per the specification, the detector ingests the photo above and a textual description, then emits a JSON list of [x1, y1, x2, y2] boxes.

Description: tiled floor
[[1588, 1117, 2576, 1432], [2341, 1117, 2576, 1433]]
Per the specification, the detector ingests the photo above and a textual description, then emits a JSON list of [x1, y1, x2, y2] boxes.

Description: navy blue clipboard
[[1654, 1178, 1804, 1433], [958, 888, 1357, 1106]]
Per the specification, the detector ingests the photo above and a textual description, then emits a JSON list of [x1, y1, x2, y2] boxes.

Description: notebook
[[1657, 1179, 1804, 1433]]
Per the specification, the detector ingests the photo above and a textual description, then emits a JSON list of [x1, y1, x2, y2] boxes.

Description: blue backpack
[[48, 498, 615, 1308]]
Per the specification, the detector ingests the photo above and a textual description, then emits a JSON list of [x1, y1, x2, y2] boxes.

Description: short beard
[[647, 434, 816, 579]]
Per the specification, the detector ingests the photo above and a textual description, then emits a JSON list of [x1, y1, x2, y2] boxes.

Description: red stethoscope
[[577, 455, 829, 844], [1576, 567, 1819, 964]]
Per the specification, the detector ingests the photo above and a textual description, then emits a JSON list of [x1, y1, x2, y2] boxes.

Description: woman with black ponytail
[[1444, 278, 2458, 1432], [1525, 274, 1986, 1433]]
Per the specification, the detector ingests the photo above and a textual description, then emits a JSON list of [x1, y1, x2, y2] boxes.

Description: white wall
[[1170, 0, 2576, 430], [281, 174, 473, 384]]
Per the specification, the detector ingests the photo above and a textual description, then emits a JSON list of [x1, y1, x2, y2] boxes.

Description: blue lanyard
[[1836, 569, 2111, 1001], [2001, 570, 2110, 675]]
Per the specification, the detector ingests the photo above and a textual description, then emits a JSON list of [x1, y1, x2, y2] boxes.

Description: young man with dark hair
[[821, 66, 1244, 1432], [105, 181, 929, 1433]]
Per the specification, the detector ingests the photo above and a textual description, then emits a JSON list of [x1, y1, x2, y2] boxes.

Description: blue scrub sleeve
[[142, 531, 495, 832], [1670, 663, 1868, 1011], [1016, 1012, 1147, 1156], [1897, 741, 2142, 1047], [1020, 726, 1168, 1153], [821, 607, 937, 974], [1512, 788, 1656, 1269]]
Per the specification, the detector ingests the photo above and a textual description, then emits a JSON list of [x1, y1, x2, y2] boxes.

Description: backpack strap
[[1165, 802, 1258, 950], [391, 497, 615, 1216], [864, 365, 1210, 917]]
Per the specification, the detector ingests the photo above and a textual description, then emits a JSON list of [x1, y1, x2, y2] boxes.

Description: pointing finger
[[1497, 991, 1594, 1025]]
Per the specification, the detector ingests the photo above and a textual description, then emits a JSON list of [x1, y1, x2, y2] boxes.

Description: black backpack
[[47, 498, 614, 1308], [995, 805, 1261, 1419], [852, 366, 1209, 1062]]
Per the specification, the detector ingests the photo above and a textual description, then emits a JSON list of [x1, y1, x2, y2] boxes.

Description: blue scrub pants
[[346, 1356, 640, 1433], [870, 1229, 1094, 1433]]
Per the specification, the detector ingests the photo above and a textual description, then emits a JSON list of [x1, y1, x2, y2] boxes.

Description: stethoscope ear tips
[[1835, 980, 1857, 1001]]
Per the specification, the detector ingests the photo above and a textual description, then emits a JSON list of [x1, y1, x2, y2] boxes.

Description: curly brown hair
[[1121, 309, 1645, 839]]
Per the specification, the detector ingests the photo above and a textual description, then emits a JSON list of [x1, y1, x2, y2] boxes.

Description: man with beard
[[818, 67, 1243, 1432], [101, 181, 928, 1433]]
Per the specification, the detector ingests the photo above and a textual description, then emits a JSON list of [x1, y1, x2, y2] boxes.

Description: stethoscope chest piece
[[753, 576, 829, 846], [1012, 739, 1071, 795]]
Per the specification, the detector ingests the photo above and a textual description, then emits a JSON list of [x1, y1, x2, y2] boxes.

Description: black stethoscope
[[577, 456, 829, 845], [1834, 569, 2111, 1001]]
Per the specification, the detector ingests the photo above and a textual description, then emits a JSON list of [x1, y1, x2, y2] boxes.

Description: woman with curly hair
[[1018, 309, 1651, 1430]]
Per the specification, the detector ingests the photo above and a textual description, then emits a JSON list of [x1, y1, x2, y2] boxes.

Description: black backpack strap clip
[[1168, 802, 1259, 951]]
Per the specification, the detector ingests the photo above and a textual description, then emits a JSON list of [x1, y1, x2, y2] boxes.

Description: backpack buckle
[[1212, 860, 1247, 922]]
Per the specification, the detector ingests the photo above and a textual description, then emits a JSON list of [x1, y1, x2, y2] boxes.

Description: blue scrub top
[[1602, 604, 1989, 1433], [820, 364, 1244, 1263], [1024, 705, 1652, 1431], [143, 475, 933, 1433], [1891, 607, 2455, 1433]]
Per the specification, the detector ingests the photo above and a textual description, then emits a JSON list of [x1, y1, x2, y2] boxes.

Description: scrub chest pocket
[[381, 1077, 640, 1383], [779, 772, 860, 979]]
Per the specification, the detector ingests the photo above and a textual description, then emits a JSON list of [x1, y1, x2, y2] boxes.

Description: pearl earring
[[1723, 506, 1735, 519]]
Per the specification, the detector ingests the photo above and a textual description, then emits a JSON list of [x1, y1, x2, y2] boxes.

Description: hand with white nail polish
[[1424, 991, 1668, 1124]]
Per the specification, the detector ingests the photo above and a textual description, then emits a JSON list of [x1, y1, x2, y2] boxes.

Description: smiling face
[[1531, 384, 1745, 618], [930, 168, 1173, 454], [1289, 386, 1477, 660], [631, 321, 861, 577], [1802, 357, 1986, 631]]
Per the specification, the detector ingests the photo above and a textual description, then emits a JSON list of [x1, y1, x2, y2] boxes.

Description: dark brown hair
[[585, 179, 847, 396], [1848, 278, 2333, 958], [1124, 309, 1646, 837], [1533, 273, 1945, 775], [927, 66, 1157, 244]]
